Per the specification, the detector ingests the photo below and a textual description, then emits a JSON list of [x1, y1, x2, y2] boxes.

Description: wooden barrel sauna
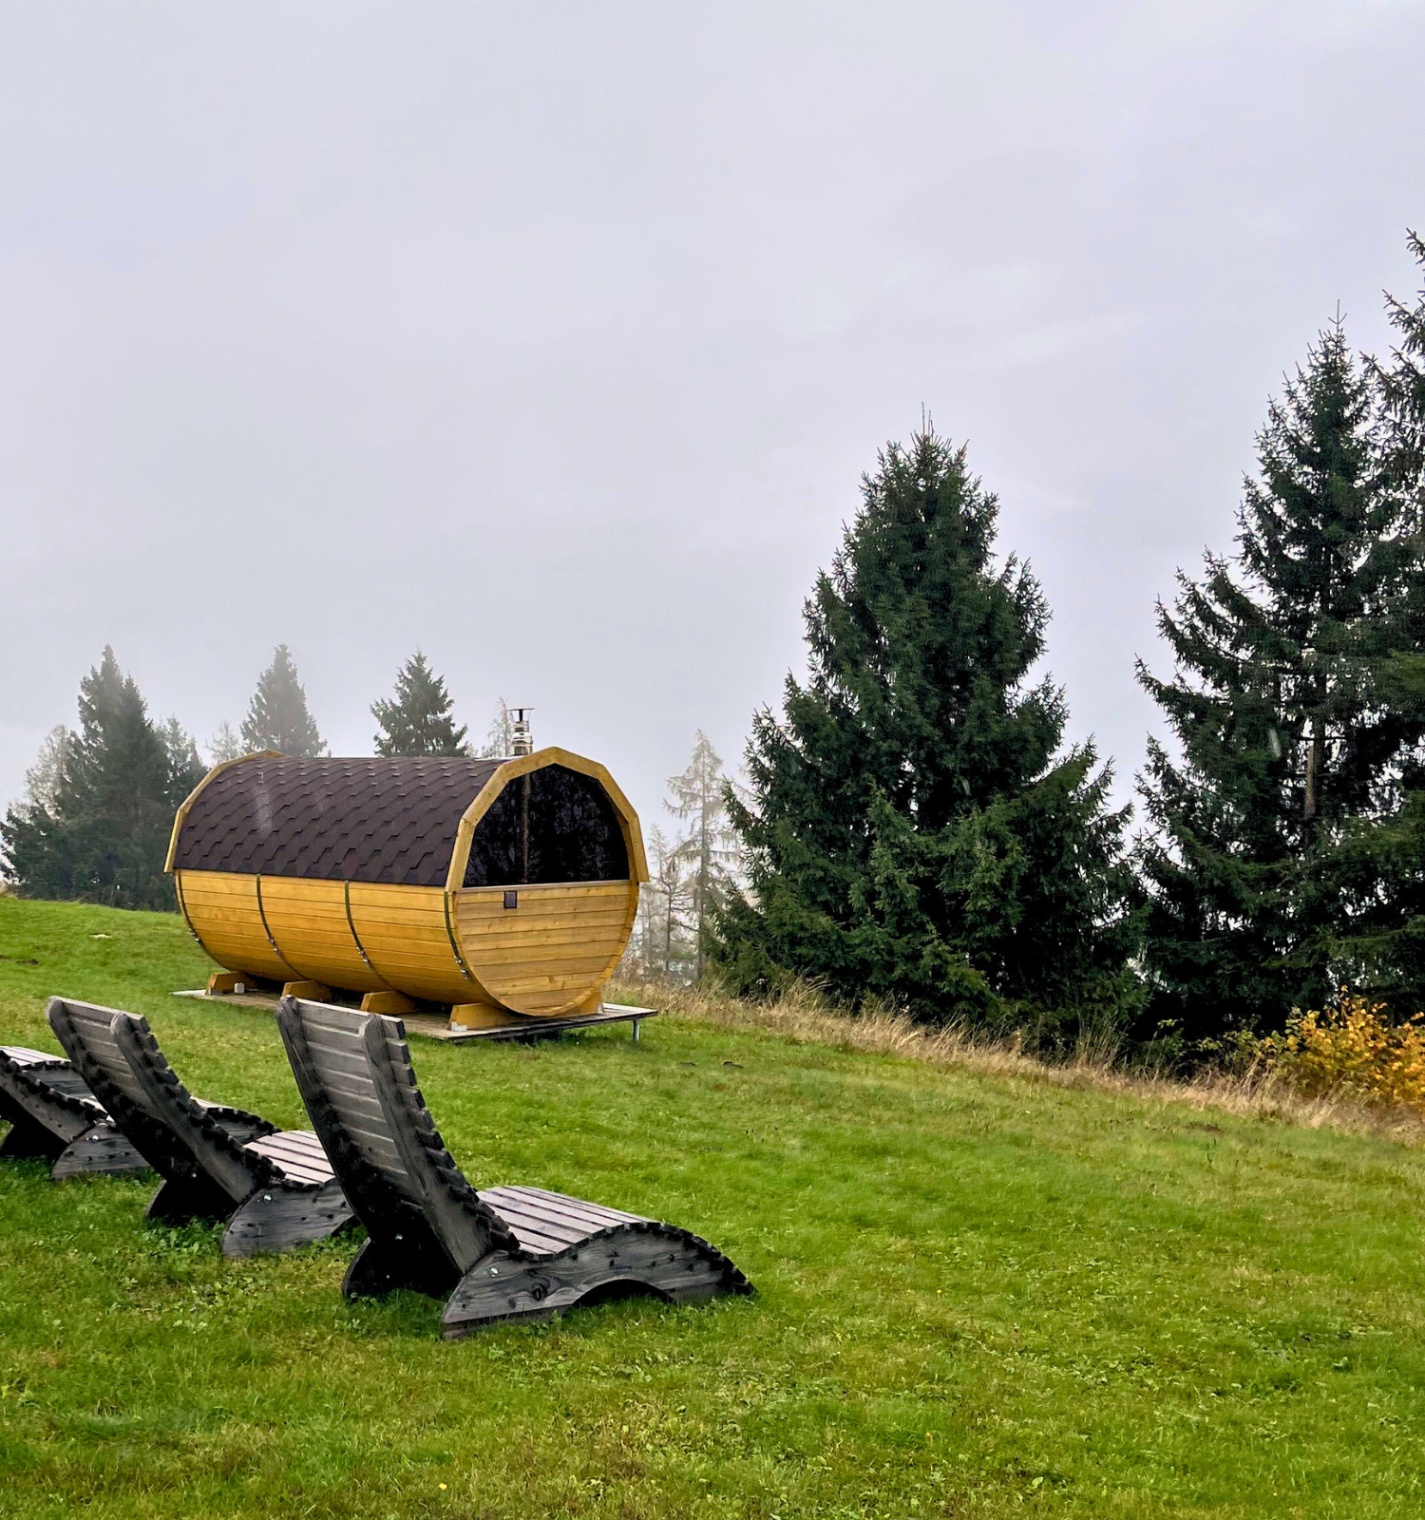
[[165, 748, 648, 1021]]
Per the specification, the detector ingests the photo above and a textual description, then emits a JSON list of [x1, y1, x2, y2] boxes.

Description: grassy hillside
[[1, 896, 1424, 1518]]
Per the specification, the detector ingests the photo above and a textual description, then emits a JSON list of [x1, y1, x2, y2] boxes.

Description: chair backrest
[[276, 999, 515, 1272], [47, 998, 276, 1203], [0, 1046, 101, 1142]]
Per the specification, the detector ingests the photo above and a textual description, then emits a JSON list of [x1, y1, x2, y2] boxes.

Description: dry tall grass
[[610, 977, 1425, 1146]]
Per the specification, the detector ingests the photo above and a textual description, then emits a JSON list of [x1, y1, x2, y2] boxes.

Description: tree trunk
[[1304, 718, 1324, 822]]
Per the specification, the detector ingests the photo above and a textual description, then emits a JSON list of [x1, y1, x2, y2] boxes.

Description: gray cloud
[[2, 0, 1423, 829]]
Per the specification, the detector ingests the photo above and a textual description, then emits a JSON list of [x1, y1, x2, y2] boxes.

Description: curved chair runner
[[47, 999, 353, 1256], [277, 998, 752, 1337], [0, 1045, 148, 1178]]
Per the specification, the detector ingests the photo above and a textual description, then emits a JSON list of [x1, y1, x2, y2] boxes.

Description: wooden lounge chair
[[276, 998, 752, 1337], [0, 1044, 148, 1179], [46, 998, 353, 1257]]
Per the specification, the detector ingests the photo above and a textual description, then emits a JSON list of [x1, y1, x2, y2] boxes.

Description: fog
[[2, 1, 1423, 828]]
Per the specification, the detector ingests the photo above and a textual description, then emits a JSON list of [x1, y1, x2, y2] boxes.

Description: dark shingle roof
[[171, 756, 504, 886]]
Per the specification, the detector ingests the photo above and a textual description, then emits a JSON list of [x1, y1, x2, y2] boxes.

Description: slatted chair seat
[[47, 999, 354, 1257], [277, 997, 751, 1337], [0, 1044, 148, 1179]]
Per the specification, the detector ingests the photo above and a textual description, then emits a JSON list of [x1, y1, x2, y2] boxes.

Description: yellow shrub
[[1266, 994, 1425, 1114]]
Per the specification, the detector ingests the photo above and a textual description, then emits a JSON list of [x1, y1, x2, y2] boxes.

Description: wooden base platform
[[173, 990, 656, 1044], [411, 1004, 656, 1043]]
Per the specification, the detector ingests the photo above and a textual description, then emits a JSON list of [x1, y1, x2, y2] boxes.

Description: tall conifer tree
[[714, 428, 1139, 1033], [0, 648, 192, 908], [1136, 319, 1415, 1041], [1325, 238, 1425, 1000], [159, 717, 207, 806], [371, 652, 469, 756], [1378, 231, 1425, 507], [241, 645, 326, 758]]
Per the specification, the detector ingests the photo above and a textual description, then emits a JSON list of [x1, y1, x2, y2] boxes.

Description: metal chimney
[[510, 707, 534, 756]]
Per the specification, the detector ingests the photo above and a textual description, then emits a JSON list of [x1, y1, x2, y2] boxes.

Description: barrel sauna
[[165, 748, 648, 1023]]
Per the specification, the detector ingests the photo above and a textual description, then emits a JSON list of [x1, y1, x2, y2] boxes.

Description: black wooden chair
[[0, 1044, 148, 1179], [276, 998, 752, 1338], [47, 998, 354, 1257]]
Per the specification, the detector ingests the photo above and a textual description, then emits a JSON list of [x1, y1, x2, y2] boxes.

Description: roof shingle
[[172, 756, 503, 886]]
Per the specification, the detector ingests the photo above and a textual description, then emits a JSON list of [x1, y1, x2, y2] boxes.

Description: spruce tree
[[1136, 319, 1412, 1043], [1325, 237, 1425, 1001], [0, 649, 185, 908], [371, 652, 469, 757], [241, 645, 326, 758], [713, 427, 1140, 1034], [159, 717, 207, 806], [1378, 230, 1425, 508]]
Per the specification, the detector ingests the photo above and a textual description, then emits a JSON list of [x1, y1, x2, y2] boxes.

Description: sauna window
[[463, 766, 629, 887]]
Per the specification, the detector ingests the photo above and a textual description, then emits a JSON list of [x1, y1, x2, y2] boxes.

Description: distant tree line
[[0, 641, 522, 911], [5, 233, 1423, 1062]]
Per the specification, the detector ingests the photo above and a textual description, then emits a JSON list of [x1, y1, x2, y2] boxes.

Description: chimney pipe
[[510, 708, 534, 756]]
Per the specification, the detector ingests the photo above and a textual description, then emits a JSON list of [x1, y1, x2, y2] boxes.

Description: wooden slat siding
[[174, 870, 291, 980], [465, 913, 635, 942], [455, 879, 638, 1017], [462, 881, 636, 908], [344, 880, 393, 989], [347, 883, 480, 1003], [258, 877, 386, 994]]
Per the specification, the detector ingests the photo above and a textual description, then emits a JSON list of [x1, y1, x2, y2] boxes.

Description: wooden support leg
[[441, 1231, 749, 1339], [449, 1003, 517, 1032], [221, 1180, 354, 1258], [281, 980, 332, 1002], [359, 991, 418, 1016], [208, 971, 259, 996], [51, 1121, 150, 1179]]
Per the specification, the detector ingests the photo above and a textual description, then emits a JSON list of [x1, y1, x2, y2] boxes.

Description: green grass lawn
[[1, 897, 1424, 1518]]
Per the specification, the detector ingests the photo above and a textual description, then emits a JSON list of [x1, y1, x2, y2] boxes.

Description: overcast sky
[[2, 1, 1423, 835]]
